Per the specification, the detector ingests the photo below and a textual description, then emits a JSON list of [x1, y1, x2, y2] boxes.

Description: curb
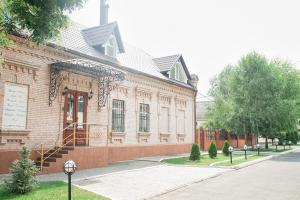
[[218, 147, 300, 170]]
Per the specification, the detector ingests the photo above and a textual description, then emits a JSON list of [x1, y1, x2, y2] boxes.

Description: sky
[[69, 0, 300, 100]]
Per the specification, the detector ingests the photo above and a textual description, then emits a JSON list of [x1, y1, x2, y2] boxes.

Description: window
[[112, 99, 125, 132], [2, 83, 28, 130], [160, 107, 169, 133], [139, 103, 150, 132], [169, 61, 188, 83], [105, 35, 118, 57]]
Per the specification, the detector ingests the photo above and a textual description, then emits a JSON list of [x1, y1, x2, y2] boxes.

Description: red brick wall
[[0, 143, 192, 174], [196, 129, 257, 151]]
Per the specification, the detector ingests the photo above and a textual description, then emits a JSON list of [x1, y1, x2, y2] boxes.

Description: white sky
[[69, 0, 300, 99]]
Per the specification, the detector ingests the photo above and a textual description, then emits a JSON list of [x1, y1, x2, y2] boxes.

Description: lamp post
[[274, 138, 279, 152], [288, 140, 292, 149], [229, 146, 233, 164], [244, 145, 248, 160], [64, 160, 76, 200], [257, 144, 260, 156], [283, 141, 286, 150]]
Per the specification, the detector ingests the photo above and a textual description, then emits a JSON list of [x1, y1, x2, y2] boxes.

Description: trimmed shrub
[[222, 140, 230, 156], [4, 146, 38, 194], [208, 142, 217, 158], [189, 144, 200, 161]]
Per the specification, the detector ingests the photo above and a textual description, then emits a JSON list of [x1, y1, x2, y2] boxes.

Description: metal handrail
[[37, 122, 107, 171]]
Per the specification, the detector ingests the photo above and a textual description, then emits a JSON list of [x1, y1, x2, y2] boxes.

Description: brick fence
[[195, 128, 257, 151]]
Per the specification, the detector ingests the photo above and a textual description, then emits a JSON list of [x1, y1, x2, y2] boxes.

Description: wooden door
[[63, 90, 88, 146]]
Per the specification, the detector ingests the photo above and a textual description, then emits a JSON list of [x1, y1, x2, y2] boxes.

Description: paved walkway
[[74, 165, 231, 200], [152, 149, 300, 200]]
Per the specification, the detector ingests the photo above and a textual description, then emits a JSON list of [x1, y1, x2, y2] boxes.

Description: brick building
[[0, 1, 198, 174]]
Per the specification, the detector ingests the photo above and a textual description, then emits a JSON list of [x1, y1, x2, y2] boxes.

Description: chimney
[[100, 0, 109, 25]]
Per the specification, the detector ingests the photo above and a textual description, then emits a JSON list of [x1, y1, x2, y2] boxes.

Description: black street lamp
[[244, 145, 248, 160], [257, 144, 260, 156], [274, 138, 279, 152], [288, 141, 292, 149], [64, 160, 77, 200], [229, 146, 233, 164]]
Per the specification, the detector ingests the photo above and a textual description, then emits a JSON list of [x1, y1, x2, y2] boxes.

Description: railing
[[36, 122, 108, 172]]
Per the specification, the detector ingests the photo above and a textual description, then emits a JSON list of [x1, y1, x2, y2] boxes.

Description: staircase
[[35, 146, 74, 171]]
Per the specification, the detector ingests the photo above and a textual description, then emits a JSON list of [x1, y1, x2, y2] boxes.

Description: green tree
[[4, 146, 38, 194], [222, 140, 230, 156], [208, 52, 300, 149], [208, 142, 217, 158], [0, 0, 86, 46], [189, 144, 200, 161]]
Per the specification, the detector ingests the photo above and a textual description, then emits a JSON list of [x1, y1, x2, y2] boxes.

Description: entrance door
[[63, 90, 88, 146]]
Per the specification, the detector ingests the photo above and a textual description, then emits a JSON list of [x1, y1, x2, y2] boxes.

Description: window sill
[[0, 129, 30, 136], [138, 132, 151, 136], [111, 132, 126, 136]]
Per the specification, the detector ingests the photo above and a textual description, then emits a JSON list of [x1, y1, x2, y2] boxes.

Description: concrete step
[[36, 157, 56, 162], [44, 153, 63, 158], [35, 161, 50, 167]]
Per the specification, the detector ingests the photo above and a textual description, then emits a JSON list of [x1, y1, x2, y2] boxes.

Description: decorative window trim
[[135, 87, 152, 100], [138, 132, 151, 143], [160, 132, 170, 143]]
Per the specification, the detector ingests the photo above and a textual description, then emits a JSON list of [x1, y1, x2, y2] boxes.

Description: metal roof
[[82, 22, 125, 53]]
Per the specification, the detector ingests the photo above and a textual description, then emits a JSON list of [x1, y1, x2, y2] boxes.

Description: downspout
[[194, 89, 198, 144]]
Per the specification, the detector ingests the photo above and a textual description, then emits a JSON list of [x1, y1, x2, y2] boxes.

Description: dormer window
[[105, 34, 118, 57], [169, 61, 188, 83]]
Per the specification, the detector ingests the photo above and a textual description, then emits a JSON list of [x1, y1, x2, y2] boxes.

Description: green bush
[[222, 140, 230, 156], [208, 142, 217, 158], [4, 146, 38, 194], [189, 144, 200, 161]]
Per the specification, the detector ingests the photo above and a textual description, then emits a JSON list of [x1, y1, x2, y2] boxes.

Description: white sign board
[[2, 83, 28, 130]]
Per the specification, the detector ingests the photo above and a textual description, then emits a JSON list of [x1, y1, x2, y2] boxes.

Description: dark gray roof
[[196, 101, 214, 119], [153, 54, 181, 72], [82, 22, 125, 53], [49, 21, 194, 89]]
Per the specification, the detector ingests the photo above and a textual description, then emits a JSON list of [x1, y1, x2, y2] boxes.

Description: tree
[[0, 0, 86, 46], [222, 140, 230, 156], [208, 142, 217, 158], [208, 52, 300, 149], [4, 146, 38, 194], [189, 144, 200, 161]]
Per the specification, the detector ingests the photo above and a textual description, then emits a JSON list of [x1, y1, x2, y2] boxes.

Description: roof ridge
[[81, 21, 117, 31], [153, 54, 182, 60]]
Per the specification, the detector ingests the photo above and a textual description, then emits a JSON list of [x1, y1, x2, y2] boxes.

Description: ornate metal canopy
[[49, 59, 125, 110]]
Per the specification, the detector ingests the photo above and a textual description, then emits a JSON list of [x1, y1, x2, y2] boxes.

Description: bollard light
[[244, 145, 248, 160], [274, 138, 279, 152], [288, 140, 292, 149], [256, 143, 260, 156], [229, 146, 233, 164], [283, 141, 286, 150], [64, 160, 76, 200]]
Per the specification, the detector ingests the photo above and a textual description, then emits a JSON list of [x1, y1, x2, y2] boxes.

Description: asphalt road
[[152, 150, 300, 200]]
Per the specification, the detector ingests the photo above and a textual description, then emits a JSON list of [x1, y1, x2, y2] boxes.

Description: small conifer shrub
[[222, 140, 230, 156], [4, 146, 38, 194], [189, 144, 200, 161], [208, 142, 218, 158]]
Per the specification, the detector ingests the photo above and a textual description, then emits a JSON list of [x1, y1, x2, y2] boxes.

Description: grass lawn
[[214, 155, 268, 167], [0, 181, 109, 200], [162, 154, 243, 166]]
